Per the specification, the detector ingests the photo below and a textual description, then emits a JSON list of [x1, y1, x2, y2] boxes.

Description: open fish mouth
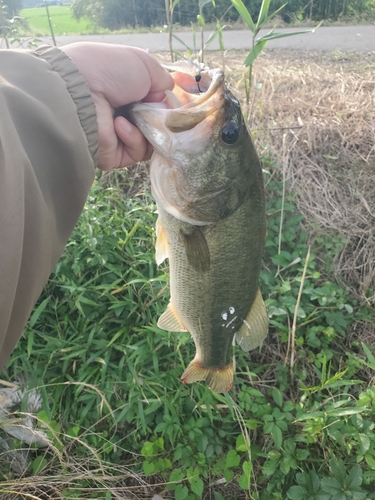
[[162, 67, 225, 133], [124, 65, 229, 225], [125, 67, 226, 156]]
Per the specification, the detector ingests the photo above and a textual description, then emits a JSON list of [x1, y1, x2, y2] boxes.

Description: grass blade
[[203, 28, 219, 49], [29, 297, 49, 328], [172, 33, 194, 53], [244, 40, 267, 67], [256, 0, 270, 28], [217, 20, 225, 51], [230, 0, 255, 33], [264, 3, 288, 24], [257, 28, 316, 43]]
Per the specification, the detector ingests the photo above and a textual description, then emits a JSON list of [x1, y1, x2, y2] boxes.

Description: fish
[[125, 63, 268, 393]]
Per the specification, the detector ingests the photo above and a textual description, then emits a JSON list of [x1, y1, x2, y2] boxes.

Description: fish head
[[126, 66, 258, 225]]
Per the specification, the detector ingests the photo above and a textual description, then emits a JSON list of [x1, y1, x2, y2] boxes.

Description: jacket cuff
[[34, 45, 99, 166]]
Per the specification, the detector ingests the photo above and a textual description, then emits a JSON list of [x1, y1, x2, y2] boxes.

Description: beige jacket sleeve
[[0, 46, 98, 369]]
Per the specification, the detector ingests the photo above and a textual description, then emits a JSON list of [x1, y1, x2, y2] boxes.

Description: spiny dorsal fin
[[236, 289, 268, 352], [180, 227, 210, 272], [155, 217, 169, 265], [158, 302, 188, 332]]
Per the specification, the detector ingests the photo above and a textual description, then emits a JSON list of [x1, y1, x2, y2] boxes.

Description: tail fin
[[181, 358, 233, 393]]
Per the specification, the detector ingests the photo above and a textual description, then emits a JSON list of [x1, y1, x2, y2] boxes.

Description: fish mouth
[[124, 67, 228, 225], [125, 67, 226, 156], [163, 68, 225, 134]]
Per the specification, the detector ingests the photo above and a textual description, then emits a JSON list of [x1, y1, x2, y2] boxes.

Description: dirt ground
[[239, 49, 375, 304], [154, 48, 375, 305]]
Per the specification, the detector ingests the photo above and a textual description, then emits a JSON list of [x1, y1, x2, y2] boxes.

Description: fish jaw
[[126, 71, 225, 158], [181, 357, 233, 393], [127, 69, 235, 226], [127, 66, 259, 229], [150, 155, 217, 226]]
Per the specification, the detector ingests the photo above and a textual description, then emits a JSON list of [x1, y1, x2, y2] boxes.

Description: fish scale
[[126, 65, 268, 393]]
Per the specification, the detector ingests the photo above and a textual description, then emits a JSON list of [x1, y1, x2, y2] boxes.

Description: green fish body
[[127, 67, 268, 392]]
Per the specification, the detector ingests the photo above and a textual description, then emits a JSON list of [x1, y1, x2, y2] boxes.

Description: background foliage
[[1, 159, 374, 498], [70, 0, 375, 30], [2, 0, 22, 18], [1, 0, 375, 498]]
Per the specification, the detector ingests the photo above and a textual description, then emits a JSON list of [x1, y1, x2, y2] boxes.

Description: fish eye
[[221, 121, 240, 145]]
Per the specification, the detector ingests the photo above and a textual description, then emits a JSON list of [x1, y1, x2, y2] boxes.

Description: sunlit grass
[[20, 6, 94, 36]]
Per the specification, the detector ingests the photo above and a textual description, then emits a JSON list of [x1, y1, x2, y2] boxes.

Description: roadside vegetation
[[1, 46, 374, 499], [70, 0, 375, 30], [19, 5, 94, 36], [2, 0, 375, 38], [0, 0, 375, 499]]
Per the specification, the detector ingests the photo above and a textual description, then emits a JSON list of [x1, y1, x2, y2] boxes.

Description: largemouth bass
[[126, 64, 268, 393]]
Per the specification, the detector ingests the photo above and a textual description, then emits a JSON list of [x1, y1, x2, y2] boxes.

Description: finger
[[114, 116, 150, 167], [100, 46, 174, 107], [61, 43, 174, 108], [144, 89, 171, 103], [138, 51, 175, 103]]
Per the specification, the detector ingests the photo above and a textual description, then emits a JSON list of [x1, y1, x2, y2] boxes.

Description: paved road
[[33, 25, 375, 52]]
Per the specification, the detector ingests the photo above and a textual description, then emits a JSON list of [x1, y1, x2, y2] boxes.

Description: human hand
[[61, 42, 174, 171]]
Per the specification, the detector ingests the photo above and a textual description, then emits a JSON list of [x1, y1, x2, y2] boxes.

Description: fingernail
[[118, 117, 133, 134]]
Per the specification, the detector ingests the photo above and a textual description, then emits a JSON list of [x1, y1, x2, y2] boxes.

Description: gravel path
[[34, 25, 375, 52]]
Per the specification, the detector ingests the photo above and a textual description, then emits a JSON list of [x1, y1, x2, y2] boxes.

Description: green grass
[[17, 6, 374, 40], [0, 167, 374, 499], [20, 6, 94, 36], [18, 6, 171, 36]]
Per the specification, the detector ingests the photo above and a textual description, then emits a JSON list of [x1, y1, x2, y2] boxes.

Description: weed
[[231, 0, 318, 111], [0, 165, 373, 498]]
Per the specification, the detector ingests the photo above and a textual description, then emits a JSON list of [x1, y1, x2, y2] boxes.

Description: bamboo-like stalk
[[44, 0, 56, 46], [199, 2, 204, 63], [0, 1, 9, 49], [168, 2, 174, 62]]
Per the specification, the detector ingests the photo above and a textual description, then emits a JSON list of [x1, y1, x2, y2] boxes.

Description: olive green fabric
[[0, 46, 98, 369]]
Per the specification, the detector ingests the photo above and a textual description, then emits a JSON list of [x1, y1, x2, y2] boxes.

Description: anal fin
[[181, 358, 233, 393], [236, 289, 269, 352], [158, 302, 188, 332], [155, 217, 169, 265]]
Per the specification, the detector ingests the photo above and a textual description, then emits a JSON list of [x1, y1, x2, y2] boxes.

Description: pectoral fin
[[158, 302, 188, 332], [180, 227, 210, 272], [155, 217, 169, 265], [236, 289, 268, 351]]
